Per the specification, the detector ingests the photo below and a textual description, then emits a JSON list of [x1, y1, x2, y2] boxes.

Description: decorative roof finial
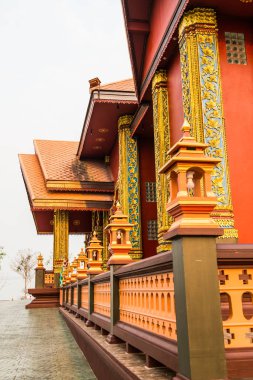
[[115, 201, 123, 215], [181, 119, 191, 137]]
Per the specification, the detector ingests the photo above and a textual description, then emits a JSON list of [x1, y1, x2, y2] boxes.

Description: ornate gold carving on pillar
[[178, 8, 238, 241], [102, 211, 109, 268], [53, 210, 69, 273], [152, 70, 171, 253], [118, 115, 142, 259]]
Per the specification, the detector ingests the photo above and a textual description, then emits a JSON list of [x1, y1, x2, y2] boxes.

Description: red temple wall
[[110, 138, 119, 181], [138, 137, 158, 258], [218, 16, 253, 243], [167, 50, 184, 146], [142, 0, 180, 83]]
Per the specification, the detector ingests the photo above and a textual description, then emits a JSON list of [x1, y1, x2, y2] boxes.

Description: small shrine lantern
[[35, 253, 45, 288], [77, 248, 88, 280], [70, 257, 78, 283], [36, 253, 44, 269], [159, 120, 223, 239], [105, 202, 133, 266], [86, 231, 103, 275]]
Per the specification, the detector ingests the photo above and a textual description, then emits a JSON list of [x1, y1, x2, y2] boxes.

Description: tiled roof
[[96, 78, 135, 92], [34, 140, 114, 185], [19, 154, 113, 210]]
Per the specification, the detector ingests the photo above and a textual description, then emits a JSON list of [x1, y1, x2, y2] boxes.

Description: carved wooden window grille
[[145, 182, 157, 202], [147, 220, 158, 240], [225, 32, 247, 65]]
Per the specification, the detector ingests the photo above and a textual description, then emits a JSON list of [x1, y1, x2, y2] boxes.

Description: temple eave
[[31, 200, 113, 211], [46, 180, 114, 192]]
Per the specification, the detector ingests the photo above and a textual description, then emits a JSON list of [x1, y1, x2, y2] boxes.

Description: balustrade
[[62, 258, 253, 348], [219, 267, 253, 348], [59, 289, 63, 305], [73, 286, 78, 306], [119, 273, 176, 340], [94, 282, 111, 317], [60, 247, 253, 378], [81, 283, 89, 310]]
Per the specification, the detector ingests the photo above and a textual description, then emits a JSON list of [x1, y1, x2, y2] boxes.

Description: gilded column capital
[[179, 8, 217, 39], [152, 70, 167, 92], [118, 115, 133, 130]]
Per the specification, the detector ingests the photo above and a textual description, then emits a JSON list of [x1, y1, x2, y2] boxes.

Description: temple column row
[[52, 209, 110, 285], [52, 7, 237, 277], [150, 7, 237, 246]]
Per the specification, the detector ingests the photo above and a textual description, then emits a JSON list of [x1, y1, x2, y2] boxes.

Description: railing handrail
[[91, 271, 110, 284], [115, 250, 173, 278]]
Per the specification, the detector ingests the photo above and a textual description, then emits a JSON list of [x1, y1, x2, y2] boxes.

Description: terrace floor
[[0, 301, 96, 380]]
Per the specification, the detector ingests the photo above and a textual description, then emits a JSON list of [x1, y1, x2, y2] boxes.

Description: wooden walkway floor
[[60, 308, 174, 380]]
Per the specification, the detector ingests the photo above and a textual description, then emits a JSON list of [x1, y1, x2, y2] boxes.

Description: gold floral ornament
[[178, 7, 238, 240]]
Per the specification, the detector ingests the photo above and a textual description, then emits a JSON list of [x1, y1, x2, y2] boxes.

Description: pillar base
[[86, 320, 94, 327], [172, 236, 227, 380], [25, 288, 59, 308], [106, 333, 122, 344], [156, 242, 171, 254]]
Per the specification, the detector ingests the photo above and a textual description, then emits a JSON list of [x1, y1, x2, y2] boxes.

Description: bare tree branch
[[0, 246, 6, 271], [11, 249, 36, 299]]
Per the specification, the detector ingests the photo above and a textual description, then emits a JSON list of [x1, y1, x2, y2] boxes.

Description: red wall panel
[[138, 137, 158, 258], [218, 16, 253, 243], [110, 138, 119, 181]]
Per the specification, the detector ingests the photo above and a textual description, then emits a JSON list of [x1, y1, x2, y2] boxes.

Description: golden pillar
[[118, 115, 142, 259], [178, 8, 238, 241], [53, 210, 69, 273], [152, 70, 171, 253]]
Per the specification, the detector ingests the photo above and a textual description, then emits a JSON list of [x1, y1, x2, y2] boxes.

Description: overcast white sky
[[0, 0, 132, 299]]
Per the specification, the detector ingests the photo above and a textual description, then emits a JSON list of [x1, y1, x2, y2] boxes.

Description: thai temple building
[[19, 1, 253, 379]]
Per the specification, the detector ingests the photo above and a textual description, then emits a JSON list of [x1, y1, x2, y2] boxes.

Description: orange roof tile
[[93, 78, 135, 93], [19, 154, 113, 210], [34, 140, 114, 191]]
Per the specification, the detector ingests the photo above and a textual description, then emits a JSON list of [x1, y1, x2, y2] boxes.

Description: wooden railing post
[[62, 288, 66, 305], [35, 253, 45, 288], [77, 281, 82, 310], [35, 267, 45, 288], [86, 275, 95, 327], [160, 121, 227, 380], [70, 285, 74, 308], [106, 264, 122, 343]]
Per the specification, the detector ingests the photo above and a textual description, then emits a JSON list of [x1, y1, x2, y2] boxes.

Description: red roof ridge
[[100, 77, 133, 87], [91, 78, 135, 93], [33, 139, 78, 144]]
